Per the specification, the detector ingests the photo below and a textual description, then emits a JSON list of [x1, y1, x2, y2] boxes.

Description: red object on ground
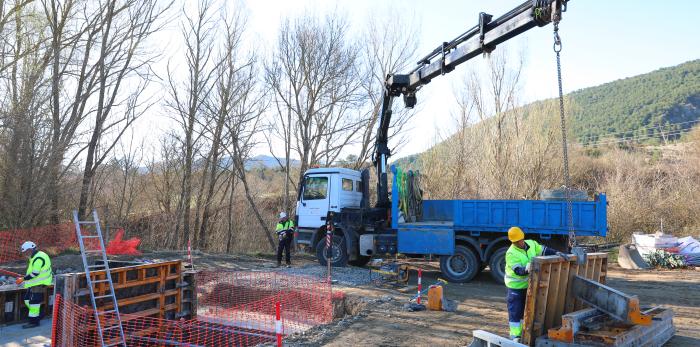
[[105, 229, 141, 255]]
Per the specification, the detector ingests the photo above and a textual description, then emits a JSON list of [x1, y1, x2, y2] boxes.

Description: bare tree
[[165, 0, 218, 248], [76, 0, 170, 218], [195, 7, 254, 249], [353, 10, 420, 169], [265, 13, 364, 192]]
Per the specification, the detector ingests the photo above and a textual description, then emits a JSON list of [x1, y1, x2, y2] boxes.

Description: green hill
[[393, 59, 700, 165], [569, 59, 700, 145]]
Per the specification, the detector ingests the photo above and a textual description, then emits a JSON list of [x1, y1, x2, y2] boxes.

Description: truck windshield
[[303, 177, 328, 200]]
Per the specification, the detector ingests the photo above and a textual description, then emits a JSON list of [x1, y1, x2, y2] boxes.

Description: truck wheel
[[489, 248, 508, 284], [440, 245, 479, 283], [316, 235, 348, 267], [349, 256, 371, 267]]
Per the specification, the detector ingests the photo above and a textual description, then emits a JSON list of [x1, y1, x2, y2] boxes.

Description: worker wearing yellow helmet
[[504, 227, 569, 342]]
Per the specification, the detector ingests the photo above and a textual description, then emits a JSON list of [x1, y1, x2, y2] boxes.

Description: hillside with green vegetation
[[569, 59, 700, 145]]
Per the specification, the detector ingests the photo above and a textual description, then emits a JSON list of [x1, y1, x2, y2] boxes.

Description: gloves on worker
[[15, 277, 23, 285], [525, 262, 531, 273], [556, 252, 570, 261]]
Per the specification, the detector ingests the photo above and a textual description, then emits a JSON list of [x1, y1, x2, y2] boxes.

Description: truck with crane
[[294, 0, 607, 283]]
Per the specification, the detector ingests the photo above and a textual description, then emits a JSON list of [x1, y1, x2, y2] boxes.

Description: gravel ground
[[268, 263, 374, 286]]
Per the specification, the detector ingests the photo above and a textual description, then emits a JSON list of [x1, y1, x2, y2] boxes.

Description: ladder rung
[[91, 279, 110, 284], [98, 310, 117, 315], [78, 221, 97, 225], [102, 325, 122, 331], [88, 264, 106, 268], [81, 235, 100, 239], [94, 294, 114, 300], [104, 342, 125, 347]]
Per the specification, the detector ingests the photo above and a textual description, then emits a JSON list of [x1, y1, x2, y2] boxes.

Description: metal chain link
[[553, 22, 576, 249]]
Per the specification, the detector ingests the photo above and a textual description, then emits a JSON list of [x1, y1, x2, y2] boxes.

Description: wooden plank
[[543, 262, 561, 330], [532, 262, 552, 339], [564, 258, 579, 314], [552, 260, 570, 328], [523, 253, 608, 346], [521, 260, 542, 346]]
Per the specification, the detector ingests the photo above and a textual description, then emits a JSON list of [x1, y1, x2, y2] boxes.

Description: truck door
[[297, 175, 331, 228]]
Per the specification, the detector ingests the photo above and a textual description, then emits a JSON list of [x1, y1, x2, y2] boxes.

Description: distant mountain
[[391, 60, 700, 166], [569, 59, 700, 144], [245, 155, 300, 170]]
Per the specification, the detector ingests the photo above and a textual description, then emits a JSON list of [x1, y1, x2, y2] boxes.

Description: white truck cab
[[296, 168, 363, 231]]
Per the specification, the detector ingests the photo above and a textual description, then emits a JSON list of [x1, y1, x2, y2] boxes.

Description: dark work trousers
[[506, 288, 527, 338], [23, 286, 45, 324], [277, 235, 292, 265]]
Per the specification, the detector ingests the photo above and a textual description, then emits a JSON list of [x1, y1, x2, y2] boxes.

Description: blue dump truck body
[[391, 169, 608, 256]]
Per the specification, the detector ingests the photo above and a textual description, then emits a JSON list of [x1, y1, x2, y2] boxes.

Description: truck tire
[[440, 245, 479, 283], [349, 256, 371, 267], [316, 235, 348, 267], [488, 248, 508, 284]]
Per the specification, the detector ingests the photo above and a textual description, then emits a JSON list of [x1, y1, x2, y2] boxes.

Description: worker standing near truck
[[275, 212, 295, 268], [15, 241, 53, 329], [504, 227, 568, 341]]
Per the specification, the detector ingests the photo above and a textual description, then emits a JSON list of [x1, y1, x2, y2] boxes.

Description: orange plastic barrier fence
[[0, 223, 76, 264], [52, 271, 333, 346]]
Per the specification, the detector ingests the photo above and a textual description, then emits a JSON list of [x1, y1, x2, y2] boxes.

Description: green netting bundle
[[643, 249, 686, 269]]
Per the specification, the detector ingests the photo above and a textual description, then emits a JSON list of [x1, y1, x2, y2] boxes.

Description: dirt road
[[288, 264, 700, 346]]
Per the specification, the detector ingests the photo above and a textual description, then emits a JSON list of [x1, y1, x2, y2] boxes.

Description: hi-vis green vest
[[504, 240, 543, 289], [275, 220, 295, 234], [25, 251, 53, 288]]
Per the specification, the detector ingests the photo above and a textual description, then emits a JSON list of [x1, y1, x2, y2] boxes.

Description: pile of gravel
[[268, 264, 372, 286]]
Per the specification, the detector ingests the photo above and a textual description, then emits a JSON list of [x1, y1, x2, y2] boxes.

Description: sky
[[139, 0, 700, 161]]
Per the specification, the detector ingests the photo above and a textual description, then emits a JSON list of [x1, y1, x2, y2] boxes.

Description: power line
[[577, 119, 700, 143]]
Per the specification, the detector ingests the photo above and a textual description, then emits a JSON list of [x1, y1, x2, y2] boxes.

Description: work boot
[[22, 322, 39, 329]]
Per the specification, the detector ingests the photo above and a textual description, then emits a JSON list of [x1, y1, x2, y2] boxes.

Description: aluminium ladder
[[73, 210, 127, 347]]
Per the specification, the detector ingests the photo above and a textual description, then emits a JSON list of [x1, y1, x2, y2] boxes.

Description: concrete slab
[[0, 319, 51, 347]]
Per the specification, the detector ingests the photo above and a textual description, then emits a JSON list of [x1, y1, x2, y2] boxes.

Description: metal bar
[[469, 330, 528, 347], [571, 275, 651, 325]]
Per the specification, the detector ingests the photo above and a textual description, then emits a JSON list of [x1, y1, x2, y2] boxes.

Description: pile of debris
[[619, 232, 700, 269]]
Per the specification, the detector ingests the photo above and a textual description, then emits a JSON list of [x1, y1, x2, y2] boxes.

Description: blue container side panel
[[398, 229, 455, 255], [453, 198, 606, 236], [422, 200, 454, 221]]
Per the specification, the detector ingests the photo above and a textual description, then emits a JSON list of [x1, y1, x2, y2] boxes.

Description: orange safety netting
[[52, 271, 333, 346], [105, 229, 142, 256], [1, 224, 141, 266], [0, 223, 76, 265]]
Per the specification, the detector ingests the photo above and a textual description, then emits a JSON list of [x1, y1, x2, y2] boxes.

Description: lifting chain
[[553, 22, 576, 249]]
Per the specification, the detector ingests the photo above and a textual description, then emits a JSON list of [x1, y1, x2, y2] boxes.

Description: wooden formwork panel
[[0, 286, 53, 325], [54, 260, 191, 320], [521, 253, 608, 346]]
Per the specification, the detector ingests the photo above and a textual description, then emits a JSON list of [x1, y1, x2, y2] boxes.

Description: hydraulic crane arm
[[374, 0, 569, 208]]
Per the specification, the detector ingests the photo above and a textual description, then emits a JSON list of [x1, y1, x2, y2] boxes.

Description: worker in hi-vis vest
[[15, 241, 53, 329], [504, 227, 569, 342], [275, 212, 295, 268]]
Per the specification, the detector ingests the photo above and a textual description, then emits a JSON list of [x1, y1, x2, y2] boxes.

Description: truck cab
[[296, 168, 368, 266]]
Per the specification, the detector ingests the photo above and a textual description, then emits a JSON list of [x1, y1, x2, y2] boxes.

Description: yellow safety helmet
[[508, 227, 525, 242]]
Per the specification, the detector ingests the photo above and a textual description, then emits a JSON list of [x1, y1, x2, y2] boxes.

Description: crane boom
[[374, 0, 569, 208]]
